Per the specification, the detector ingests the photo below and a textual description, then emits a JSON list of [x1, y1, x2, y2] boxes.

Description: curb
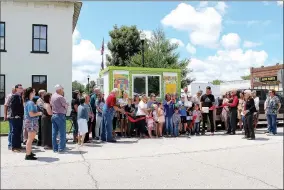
[[1, 126, 282, 137]]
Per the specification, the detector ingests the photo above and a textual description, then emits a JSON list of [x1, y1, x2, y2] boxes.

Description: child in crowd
[[112, 111, 118, 138], [151, 104, 159, 137], [186, 104, 194, 135], [119, 94, 128, 137], [146, 111, 154, 138], [172, 107, 181, 137], [77, 97, 88, 146], [125, 98, 135, 137], [192, 104, 202, 135], [157, 103, 165, 137], [178, 95, 188, 134]]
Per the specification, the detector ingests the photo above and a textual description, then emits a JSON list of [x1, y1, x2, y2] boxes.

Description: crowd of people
[[3, 84, 281, 161]]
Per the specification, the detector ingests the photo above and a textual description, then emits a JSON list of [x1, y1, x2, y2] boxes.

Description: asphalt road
[[1, 129, 283, 189]]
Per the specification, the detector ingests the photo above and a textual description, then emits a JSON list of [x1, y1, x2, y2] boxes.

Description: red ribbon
[[189, 115, 197, 129], [125, 112, 146, 123]]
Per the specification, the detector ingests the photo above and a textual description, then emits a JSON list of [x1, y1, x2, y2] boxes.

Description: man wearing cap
[[200, 86, 215, 135], [8, 84, 24, 152], [51, 85, 69, 152]]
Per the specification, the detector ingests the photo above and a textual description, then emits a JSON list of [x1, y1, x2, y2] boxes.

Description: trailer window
[[148, 76, 160, 97], [133, 76, 146, 95]]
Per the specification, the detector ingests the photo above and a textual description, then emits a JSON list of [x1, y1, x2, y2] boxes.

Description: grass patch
[[0, 120, 73, 135]]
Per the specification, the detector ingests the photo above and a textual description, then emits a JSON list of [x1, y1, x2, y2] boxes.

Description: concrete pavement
[[1, 129, 283, 189]]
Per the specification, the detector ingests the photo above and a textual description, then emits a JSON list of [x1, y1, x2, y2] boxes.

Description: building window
[[0, 74, 5, 105], [133, 76, 146, 96], [32, 24, 48, 53], [133, 75, 161, 98], [148, 76, 160, 97], [0, 22, 6, 52], [32, 75, 47, 95]]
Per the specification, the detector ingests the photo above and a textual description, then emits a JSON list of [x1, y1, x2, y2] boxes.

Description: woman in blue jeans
[[163, 93, 174, 136], [265, 89, 281, 135]]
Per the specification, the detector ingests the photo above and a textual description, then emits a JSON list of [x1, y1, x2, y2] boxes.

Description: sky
[[72, 1, 283, 84]]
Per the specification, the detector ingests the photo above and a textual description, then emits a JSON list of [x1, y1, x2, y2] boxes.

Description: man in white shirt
[[252, 90, 260, 129], [136, 94, 149, 137]]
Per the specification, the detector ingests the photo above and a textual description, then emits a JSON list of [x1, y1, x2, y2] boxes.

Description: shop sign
[[260, 76, 277, 82]]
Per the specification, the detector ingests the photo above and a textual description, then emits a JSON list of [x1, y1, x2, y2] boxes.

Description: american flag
[[101, 38, 104, 70]]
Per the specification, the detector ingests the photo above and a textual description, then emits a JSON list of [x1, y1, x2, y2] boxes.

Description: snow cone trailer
[[97, 66, 181, 100]]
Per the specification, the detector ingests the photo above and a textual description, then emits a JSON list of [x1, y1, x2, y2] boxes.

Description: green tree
[[72, 81, 85, 93], [106, 25, 141, 66], [85, 80, 96, 94], [212, 80, 223, 85], [241, 75, 251, 80], [130, 28, 194, 88]]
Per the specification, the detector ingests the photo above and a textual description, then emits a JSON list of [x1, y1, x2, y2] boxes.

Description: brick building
[[250, 63, 283, 91]]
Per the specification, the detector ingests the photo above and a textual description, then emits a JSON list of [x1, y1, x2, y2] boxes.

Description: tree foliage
[[212, 80, 223, 85], [130, 28, 194, 88], [72, 81, 85, 93], [241, 75, 251, 80], [72, 80, 96, 94], [85, 80, 96, 93], [106, 25, 141, 67]]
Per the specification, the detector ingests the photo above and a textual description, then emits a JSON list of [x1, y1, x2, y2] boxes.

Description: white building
[[220, 80, 250, 95], [0, 1, 82, 116], [188, 81, 221, 98]]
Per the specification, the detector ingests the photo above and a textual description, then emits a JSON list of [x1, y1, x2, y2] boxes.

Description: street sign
[[278, 69, 284, 83]]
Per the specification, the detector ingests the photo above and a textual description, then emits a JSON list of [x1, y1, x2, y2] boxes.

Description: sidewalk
[[1, 128, 283, 189]]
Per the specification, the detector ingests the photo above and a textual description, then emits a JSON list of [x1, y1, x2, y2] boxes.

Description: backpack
[[9, 94, 24, 118]]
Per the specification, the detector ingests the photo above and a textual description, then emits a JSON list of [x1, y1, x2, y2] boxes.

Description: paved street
[[1, 128, 283, 189]]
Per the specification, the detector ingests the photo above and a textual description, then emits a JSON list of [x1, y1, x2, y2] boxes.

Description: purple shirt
[[51, 92, 68, 114]]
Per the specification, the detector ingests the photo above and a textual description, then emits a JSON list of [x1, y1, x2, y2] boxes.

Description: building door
[[32, 75, 47, 96]]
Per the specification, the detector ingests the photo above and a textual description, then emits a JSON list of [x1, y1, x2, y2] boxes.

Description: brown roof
[[73, 2, 82, 33], [251, 64, 283, 72]]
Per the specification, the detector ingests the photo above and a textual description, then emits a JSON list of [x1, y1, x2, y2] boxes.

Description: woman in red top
[[227, 90, 239, 135]]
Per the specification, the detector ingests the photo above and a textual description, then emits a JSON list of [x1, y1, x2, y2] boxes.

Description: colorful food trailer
[[97, 66, 181, 100]]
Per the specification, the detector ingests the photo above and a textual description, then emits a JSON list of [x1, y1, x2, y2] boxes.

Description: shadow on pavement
[[66, 150, 88, 155], [84, 143, 103, 147], [37, 157, 59, 163], [115, 140, 139, 144], [254, 137, 269, 141], [275, 132, 284, 136], [32, 149, 45, 153]]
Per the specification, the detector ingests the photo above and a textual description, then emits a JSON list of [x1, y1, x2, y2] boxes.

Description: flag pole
[[101, 38, 104, 71]]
